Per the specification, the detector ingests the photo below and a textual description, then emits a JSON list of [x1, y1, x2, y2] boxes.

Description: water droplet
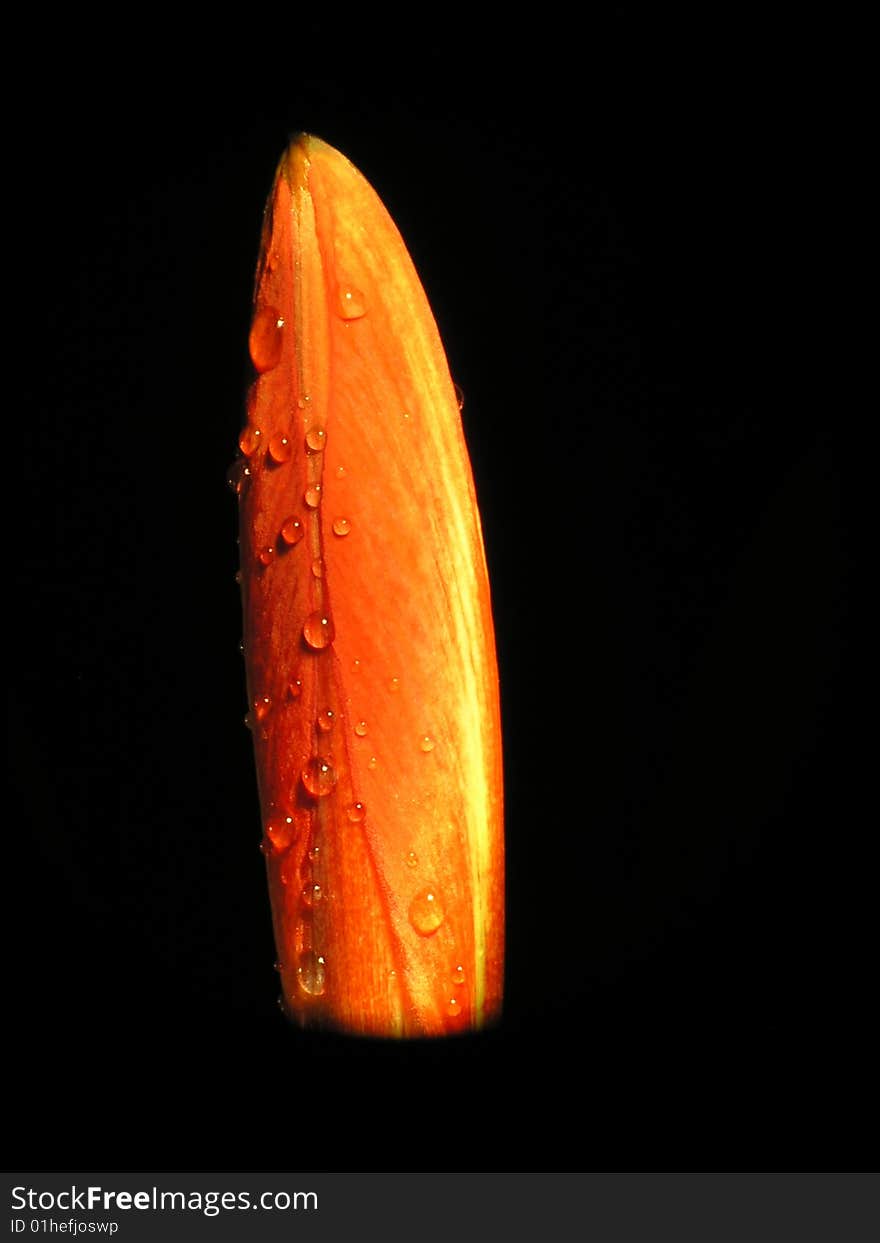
[[254, 695, 272, 723], [238, 425, 262, 457], [297, 949, 326, 996], [420, 734, 435, 753], [304, 484, 322, 509], [389, 676, 400, 693], [226, 459, 251, 496], [258, 546, 275, 566], [446, 997, 462, 1018], [368, 755, 378, 770], [302, 612, 334, 650], [354, 720, 367, 737], [311, 557, 324, 578], [273, 960, 284, 972], [337, 286, 367, 320], [316, 708, 334, 733], [233, 570, 242, 585], [297, 395, 312, 409], [308, 845, 321, 862], [259, 840, 270, 855], [408, 888, 444, 936], [454, 381, 465, 411], [280, 517, 304, 546], [332, 516, 351, 537], [238, 638, 245, 655], [265, 813, 296, 853], [249, 306, 285, 373], [405, 850, 418, 868], [352, 659, 361, 673], [301, 756, 337, 798], [452, 964, 465, 986], [346, 801, 366, 823], [268, 432, 292, 464], [335, 465, 347, 480], [305, 426, 327, 453], [287, 677, 303, 700], [243, 712, 253, 730], [301, 882, 323, 907]]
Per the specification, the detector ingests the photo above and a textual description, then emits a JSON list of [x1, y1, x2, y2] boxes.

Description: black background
[[8, 23, 867, 1171]]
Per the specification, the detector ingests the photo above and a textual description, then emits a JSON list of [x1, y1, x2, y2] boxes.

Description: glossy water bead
[[249, 306, 284, 372], [238, 425, 262, 457], [297, 950, 326, 996], [408, 888, 444, 936], [302, 612, 335, 650], [280, 517, 304, 546], [301, 756, 337, 798], [337, 286, 367, 319], [301, 882, 323, 907], [268, 432, 292, 464], [265, 814, 296, 853]]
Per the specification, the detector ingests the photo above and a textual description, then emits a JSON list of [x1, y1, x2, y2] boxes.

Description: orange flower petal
[[235, 135, 503, 1037]]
